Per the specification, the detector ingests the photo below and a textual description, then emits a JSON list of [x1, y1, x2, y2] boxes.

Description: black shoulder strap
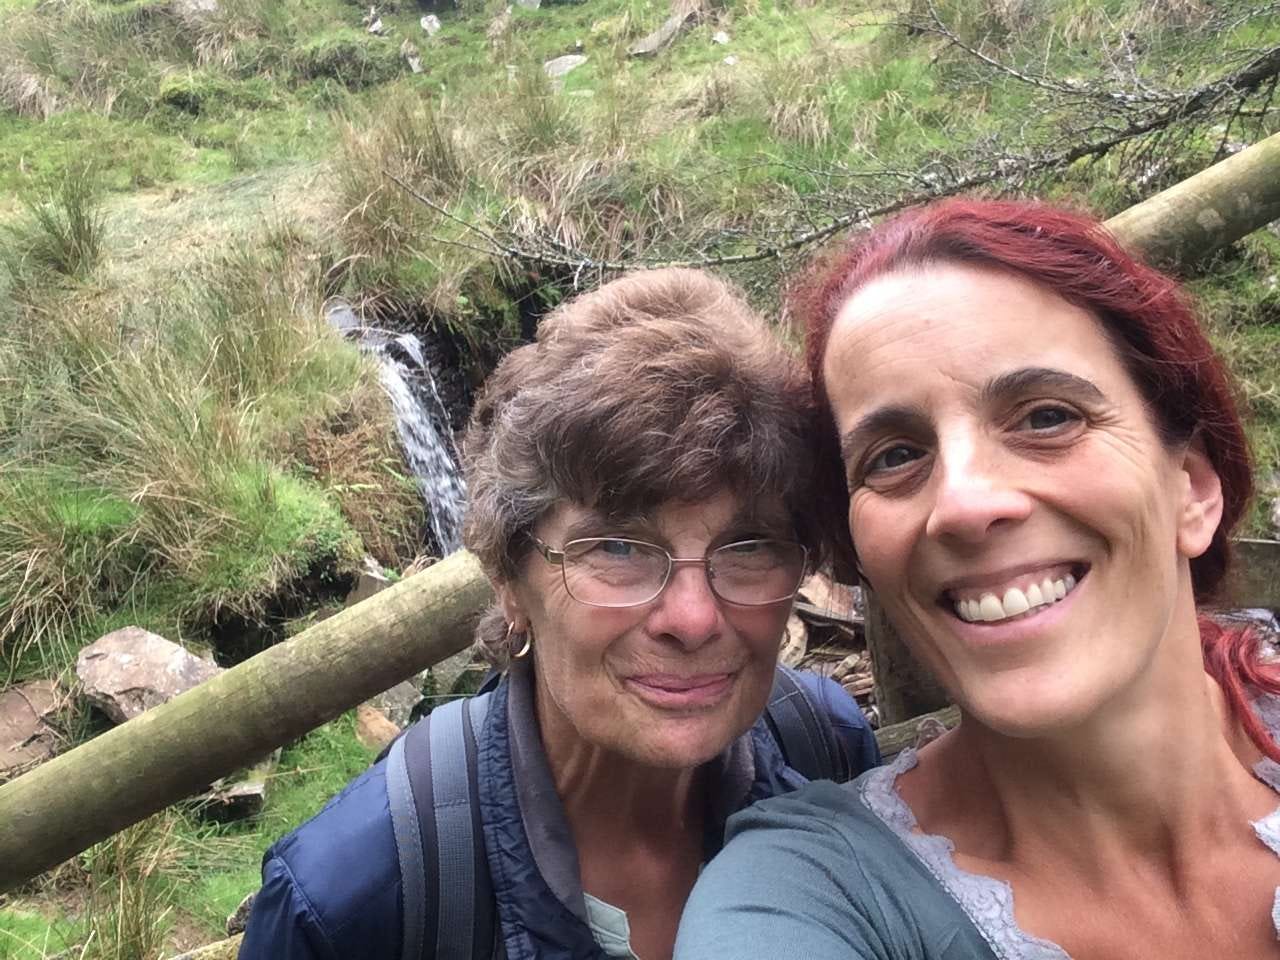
[[764, 666, 851, 783], [386, 693, 497, 960]]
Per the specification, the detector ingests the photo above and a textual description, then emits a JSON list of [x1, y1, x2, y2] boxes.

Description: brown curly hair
[[462, 267, 820, 666]]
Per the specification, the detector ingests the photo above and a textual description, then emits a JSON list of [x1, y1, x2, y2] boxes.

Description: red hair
[[794, 197, 1280, 759]]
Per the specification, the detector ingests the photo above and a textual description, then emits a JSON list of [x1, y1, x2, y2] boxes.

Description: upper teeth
[[954, 573, 1077, 624]]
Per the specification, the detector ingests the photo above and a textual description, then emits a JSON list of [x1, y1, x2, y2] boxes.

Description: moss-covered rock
[[292, 30, 403, 89]]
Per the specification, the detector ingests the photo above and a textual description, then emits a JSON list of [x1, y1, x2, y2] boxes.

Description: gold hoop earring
[[508, 622, 532, 659]]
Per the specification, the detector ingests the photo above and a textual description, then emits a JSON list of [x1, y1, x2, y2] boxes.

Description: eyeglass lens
[[559, 538, 806, 607]]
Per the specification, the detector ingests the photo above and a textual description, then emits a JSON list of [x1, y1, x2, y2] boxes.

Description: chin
[[624, 717, 742, 770], [956, 673, 1105, 740]]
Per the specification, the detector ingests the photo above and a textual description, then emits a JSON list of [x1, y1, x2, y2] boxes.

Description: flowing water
[[327, 300, 467, 554]]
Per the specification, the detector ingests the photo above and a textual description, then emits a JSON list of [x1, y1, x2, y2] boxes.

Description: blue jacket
[[239, 663, 879, 960]]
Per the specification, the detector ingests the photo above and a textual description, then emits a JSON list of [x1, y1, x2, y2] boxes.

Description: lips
[[624, 672, 735, 709]]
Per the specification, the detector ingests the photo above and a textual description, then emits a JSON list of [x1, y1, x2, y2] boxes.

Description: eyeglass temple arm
[[530, 536, 566, 566]]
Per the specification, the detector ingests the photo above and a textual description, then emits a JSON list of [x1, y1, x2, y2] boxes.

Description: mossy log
[[0, 551, 491, 894], [1106, 131, 1280, 267]]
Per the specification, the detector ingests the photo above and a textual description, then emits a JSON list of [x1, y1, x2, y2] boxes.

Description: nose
[[924, 435, 1033, 543], [645, 562, 722, 650]]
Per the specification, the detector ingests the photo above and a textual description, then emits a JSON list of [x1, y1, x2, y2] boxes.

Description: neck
[[922, 599, 1273, 882]]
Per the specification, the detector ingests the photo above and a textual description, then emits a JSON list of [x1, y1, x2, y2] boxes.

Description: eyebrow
[[561, 510, 648, 542], [840, 405, 931, 464], [982, 367, 1107, 405], [838, 367, 1107, 462]]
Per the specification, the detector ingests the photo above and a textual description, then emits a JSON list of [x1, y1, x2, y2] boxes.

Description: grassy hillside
[[1, 0, 1279, 953]]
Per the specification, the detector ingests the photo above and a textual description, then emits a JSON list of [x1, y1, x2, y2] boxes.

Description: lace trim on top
[[860, 695, 1280, 958], [859, 751, 1069, 960]]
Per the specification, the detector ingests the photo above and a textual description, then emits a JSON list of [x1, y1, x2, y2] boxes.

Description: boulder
[[627, 7, 698, 57], [0, 680, 59, 779], [543, 54, 588, 82], [421, 14, 442, 36], [76, 627, 222, 724]]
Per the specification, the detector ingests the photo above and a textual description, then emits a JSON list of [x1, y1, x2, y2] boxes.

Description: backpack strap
[[764, 666, 850, 783], [387, 693, 496, 960]]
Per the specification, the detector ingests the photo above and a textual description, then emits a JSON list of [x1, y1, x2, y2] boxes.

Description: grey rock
[[515, 0, 541, 8], [76, 627, 222, 724], [369, 679, 423, 729], [170, 0, 218, 24], [628, 8, 698, 57], [711, 29, 729, 44], [421, 14, 442, 36], [346, 555, 391, 607], [401, 39, 423, 74], [226, 891, 256, 936], [0, 680, 59, 778], [431, 646, 479, 696], [202, 750, 279, 823], [543, 54, 588, 81]]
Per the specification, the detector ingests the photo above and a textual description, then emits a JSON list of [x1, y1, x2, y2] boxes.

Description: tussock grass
[[77, 813, 181, 960], [3, 165, 106, 281], [0, 238, 391, 666]]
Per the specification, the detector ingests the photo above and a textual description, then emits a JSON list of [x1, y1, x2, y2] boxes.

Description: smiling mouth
[[943, 564, 1089, 625], [624, 673, 736, 709]]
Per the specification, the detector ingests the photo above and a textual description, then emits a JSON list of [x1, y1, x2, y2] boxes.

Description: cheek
[[726, 606, 790, 653], [848, 495, 895, 576]]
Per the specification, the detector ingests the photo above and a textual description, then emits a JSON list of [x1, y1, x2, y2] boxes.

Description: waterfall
[[327, 300, 467, 555]]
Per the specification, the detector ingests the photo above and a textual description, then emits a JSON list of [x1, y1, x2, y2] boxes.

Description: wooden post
[[864, 595, 949, 726], [1223, 539, 1280, 610], [0, 550, 492, 894]]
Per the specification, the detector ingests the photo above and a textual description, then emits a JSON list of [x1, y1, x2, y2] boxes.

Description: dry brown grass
[[297, 385, 424, 568]]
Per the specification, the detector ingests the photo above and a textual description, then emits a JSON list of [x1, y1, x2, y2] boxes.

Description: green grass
[[168, 711, 379, 938]]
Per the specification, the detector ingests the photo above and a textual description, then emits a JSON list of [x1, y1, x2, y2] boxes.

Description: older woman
[[675, 199, 1280, 959], [239, 267, 879, 960]]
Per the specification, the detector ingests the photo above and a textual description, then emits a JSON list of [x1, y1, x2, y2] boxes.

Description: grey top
[[676, 717, 1280, 960]]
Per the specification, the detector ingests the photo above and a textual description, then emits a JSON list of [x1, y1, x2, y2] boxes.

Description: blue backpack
[[384, 665, 851, 960]]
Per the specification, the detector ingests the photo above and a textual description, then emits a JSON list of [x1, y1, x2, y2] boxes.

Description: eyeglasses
[[529, 535, 809, 608]]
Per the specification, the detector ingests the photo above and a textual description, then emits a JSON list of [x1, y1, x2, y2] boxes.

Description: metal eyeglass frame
[[528, 535, 809, 608]]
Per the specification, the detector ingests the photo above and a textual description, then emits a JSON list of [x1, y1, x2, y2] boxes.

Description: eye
[[1019, 404, 1080, 432], [868, 444, 925, 473], [596, 538, 635, 557]]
